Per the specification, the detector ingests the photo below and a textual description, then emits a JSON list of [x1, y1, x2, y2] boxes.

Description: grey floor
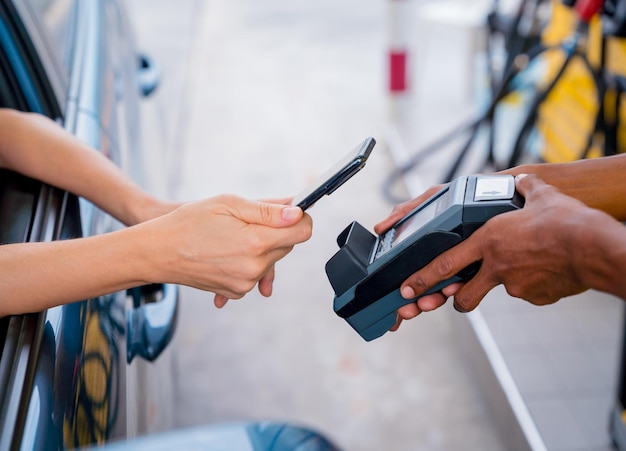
[[127, 1, 624, 450], [476, 288, 622, 451]]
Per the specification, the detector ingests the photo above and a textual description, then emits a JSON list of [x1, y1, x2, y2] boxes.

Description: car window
[[24, 0, 75, 73]]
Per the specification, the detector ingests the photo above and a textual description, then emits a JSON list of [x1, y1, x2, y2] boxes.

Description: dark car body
[[0, 0, 177, 448], [0, 2, 341, 450]]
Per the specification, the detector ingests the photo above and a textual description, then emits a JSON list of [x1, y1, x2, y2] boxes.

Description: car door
[[0, 1, 178, 449]]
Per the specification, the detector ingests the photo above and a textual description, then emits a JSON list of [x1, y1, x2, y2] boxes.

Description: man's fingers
[[374, 185, 445, 234], [451, 271, 498, 312], [442, 282, 463, 297], [389, 315, 403, 332], [401, 239, 483, 299], [374, 205, 409, 235], [397, 303, 421, 320], [514, 173, 550, 199], [416, 293, 448, 312]]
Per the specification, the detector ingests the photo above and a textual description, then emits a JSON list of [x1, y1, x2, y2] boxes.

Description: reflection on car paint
[[61, 295, 124, 448]]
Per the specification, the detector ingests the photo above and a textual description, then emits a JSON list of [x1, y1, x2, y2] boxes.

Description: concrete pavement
[[127, 1, 505, 449]]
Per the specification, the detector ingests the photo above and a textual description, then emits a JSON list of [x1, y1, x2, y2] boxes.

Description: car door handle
[[137, 53, 160, 97], [126, 283, 178, 363]]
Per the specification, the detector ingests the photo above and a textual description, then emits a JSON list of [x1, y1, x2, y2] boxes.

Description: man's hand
[[397, 174, 593, 319]]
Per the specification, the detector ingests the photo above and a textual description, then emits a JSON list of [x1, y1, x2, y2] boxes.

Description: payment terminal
[[325, 175, 525, 341]]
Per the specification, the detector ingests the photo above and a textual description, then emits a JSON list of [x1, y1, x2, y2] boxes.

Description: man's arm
[[502, 155, 626, 221], [0, 109, 179, 225], [375, 154, 626, 236]]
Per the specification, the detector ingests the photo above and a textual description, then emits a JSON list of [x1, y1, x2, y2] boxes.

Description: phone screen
[[292, 137, 376, 211]]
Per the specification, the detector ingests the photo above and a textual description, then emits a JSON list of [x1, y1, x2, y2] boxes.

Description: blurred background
[[124, 0, 626, 450]]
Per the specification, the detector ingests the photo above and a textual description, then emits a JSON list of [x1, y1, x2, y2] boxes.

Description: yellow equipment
[[537, 0, 626, 162]]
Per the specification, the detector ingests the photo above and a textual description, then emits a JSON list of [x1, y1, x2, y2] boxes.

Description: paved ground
[[127, 1, 506, 450]]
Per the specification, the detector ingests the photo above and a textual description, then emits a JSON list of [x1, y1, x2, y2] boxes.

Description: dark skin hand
[[375, 174, 626, 330]]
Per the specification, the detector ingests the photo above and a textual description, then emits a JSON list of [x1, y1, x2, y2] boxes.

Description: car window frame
[[0, 2, 68, 448], [8, 0, 69, 114]]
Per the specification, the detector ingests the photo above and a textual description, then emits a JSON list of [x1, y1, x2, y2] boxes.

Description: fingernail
[[453, 301, 468, 313], [401, 286, 416, 299], [515, 173, 528, 182], [282, 206, 301, 222]]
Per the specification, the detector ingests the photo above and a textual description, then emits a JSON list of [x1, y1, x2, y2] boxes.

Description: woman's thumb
[[238, 200, 303, 227]]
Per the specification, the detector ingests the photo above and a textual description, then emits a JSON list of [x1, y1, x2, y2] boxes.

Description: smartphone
[[292, 137, 376, 211]]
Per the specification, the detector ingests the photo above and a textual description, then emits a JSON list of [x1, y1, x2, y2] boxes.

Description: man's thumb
[[514, 173, 543, 197]]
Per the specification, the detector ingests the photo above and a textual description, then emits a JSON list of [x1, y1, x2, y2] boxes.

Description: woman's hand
[[143, 195, 312, 303]]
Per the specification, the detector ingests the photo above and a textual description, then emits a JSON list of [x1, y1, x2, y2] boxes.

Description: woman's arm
[[0, 109, 179, 225], [0, 195, 312, 317]]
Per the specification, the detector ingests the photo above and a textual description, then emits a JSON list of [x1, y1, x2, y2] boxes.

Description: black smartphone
[[292, 137, 376, 211]]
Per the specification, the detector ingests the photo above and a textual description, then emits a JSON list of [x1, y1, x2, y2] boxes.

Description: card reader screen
[[391, 187, 451, 247], [373, 187, 451, 261], [392, 199, 439, 246]]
